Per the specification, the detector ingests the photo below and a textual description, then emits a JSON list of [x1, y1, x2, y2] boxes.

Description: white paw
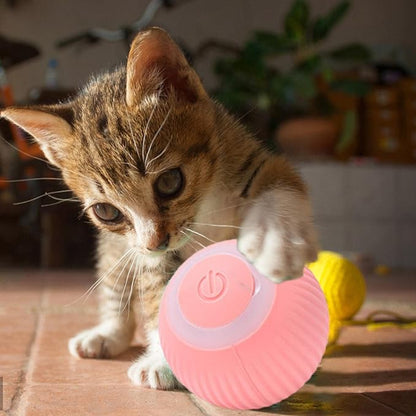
[[128, 354, 178, 390], [68, 323, 131, 359], [238, 189, 318, 283], [128, 328, 179, 390]]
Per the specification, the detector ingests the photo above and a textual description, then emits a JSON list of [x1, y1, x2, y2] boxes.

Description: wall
[[1, 0, 416, 101], [298, 161, 416, 269]]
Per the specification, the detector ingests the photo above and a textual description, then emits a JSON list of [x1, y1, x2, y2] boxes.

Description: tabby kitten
[[1, 28, 318, 390]]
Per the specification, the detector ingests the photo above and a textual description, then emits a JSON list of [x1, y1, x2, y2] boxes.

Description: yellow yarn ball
[[308, 251, 366, 344], [328, 319, 341, 345]]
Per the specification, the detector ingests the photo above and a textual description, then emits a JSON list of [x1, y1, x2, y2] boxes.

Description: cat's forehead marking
[[95, 181, 105, 194], [97, 116, 108, 137]]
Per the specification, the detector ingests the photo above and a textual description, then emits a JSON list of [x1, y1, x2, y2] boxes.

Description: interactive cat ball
[[308, 251, 366, 344], [159, 240, 329, 410]]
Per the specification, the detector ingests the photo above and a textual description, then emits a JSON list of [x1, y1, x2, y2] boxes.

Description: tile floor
[[0, 269, 415, 416]]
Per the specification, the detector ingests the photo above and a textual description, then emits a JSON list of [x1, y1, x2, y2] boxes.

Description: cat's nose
[[147, 233, 170, 252]]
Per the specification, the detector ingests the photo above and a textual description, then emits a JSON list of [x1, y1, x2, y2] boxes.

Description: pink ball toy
[[159, 240, 329, 410]]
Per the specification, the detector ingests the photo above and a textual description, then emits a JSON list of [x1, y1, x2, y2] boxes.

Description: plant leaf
[[312, 1, 350, 42], [285, 0, 309, 43], [253, 31, 295, 55], [330, 79, 370, 96], [328, 43, 371, 61], [336, 110, 357, 153]]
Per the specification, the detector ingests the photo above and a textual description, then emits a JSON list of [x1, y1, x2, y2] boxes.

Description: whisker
[[111, 249, 136, 294], [181, 230, 206, 249], [184, 227, 216, 244], [89, 249, 135, 304], [0, 177, 63, 184], [141, 101, 158, 164], [146, 136, 173, 169], [198, 200, 253, 216], [189, 222, 243, 230], [0, 135, 49, 165], [145, 168, 167, 175], [41, 198, 79, 208], [64, 248, 136, 306], [144, 108, 172, 169], [125, 254, 140, 319], [181, 233, 199, 253], [127, 117, 140, 164], [118, 251, 137, 315], [235, 107, 256, 124], [13, 189, 75, 206]]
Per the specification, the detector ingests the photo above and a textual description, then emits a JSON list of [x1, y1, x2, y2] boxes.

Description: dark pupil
[[156, 169, 182, 197], [94, 203, 120, 222]]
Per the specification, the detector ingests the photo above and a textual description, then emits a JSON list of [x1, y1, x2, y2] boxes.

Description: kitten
[[1, 28, 318, 390]]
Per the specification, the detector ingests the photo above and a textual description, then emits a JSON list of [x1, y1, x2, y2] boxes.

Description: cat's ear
[[126, 27, 207, 106], [1, 105, 73, 167]]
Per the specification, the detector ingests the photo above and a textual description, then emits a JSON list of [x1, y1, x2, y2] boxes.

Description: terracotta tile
[[190, 395, 269, 416], [33, 313, 99, 359], [308, 327, 416, 394], [43, 287, 98, 310], [2, 270, 415, 415], [275, 392, 405, 415], [43, 271, 97, 308], [192, 391, 404, 415], [1, 383, 20, 413], [19, 385, 203, 416], [30, 355, 135, 385], [336, 325, 416, 346], [0, 312, 38, 355], [365, 390, 416, 415], [0, 355, 26, 385], [0, 286, 43, 313]]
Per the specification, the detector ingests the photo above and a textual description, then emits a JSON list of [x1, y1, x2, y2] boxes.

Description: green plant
[[213, 0, 371, 140]]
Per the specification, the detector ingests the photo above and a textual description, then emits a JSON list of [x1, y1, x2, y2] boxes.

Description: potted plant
[[213, 0, 371, 157]]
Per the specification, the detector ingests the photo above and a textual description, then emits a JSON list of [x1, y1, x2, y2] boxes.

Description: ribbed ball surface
[[159, 241, 329, 410]]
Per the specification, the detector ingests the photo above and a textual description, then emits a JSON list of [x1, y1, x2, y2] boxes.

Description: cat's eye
[[154, 168, 184, 199], [92, 203, 123, 223]]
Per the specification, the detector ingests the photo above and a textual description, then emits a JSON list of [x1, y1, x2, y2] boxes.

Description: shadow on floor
[[114, 346, 146, 362], [261, 389, 415, 415], [313, 368, 416, 387], [326, 341, 416, 359]]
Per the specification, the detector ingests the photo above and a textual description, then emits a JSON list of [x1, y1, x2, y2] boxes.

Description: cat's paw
[[238, 189, 318, 283], [128, 329, 181, 390], [128, 353, 179, 390], [68, 323, 131, 359]]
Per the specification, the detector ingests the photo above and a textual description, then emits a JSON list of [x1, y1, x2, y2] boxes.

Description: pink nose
[[147, 233, 170, 251]]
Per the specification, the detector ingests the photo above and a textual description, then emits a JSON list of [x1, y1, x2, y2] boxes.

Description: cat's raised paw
[[238, 189, 318, 283], [128, 354, 179, 390]]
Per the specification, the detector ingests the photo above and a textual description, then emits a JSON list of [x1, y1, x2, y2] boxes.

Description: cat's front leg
[[68, 284, 136, 359], [127, 272, 181, 390], [238, 157, 318, 283]]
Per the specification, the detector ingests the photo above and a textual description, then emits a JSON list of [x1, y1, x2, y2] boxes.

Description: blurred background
[[0, 0, 415, 271]]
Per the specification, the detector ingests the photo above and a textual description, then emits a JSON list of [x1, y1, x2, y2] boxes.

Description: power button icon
[[198, 270, 227, 301], [178, 254, 255, 328]]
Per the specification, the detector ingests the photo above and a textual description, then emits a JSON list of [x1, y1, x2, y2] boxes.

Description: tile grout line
[[187, 393, 211, 416], [361, 393, 408, 416], [6, 284, 48, 416]]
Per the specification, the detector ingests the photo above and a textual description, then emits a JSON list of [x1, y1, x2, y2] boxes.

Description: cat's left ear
[[126, 27, 208, 106], [1, 105, 73, 168]]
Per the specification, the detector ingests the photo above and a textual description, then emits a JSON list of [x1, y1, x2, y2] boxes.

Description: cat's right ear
[[126, 27, 207, 106], [1, 105, 73, 168]]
